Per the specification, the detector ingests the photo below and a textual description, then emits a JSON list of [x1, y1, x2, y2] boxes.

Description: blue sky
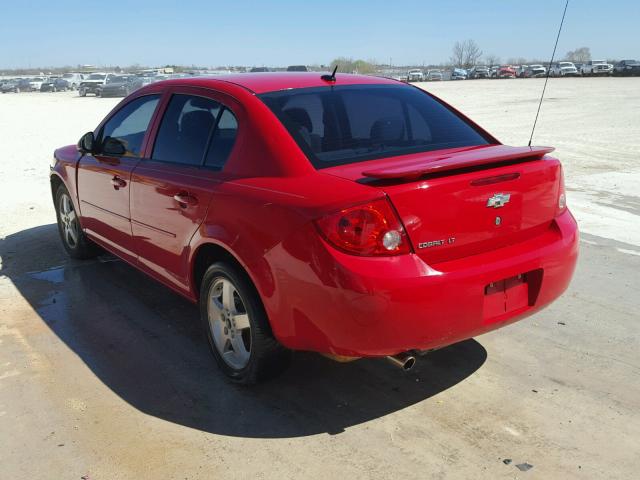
[[1, 0, 638, 68]]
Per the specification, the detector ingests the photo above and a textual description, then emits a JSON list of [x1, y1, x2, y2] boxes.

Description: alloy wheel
[[207, 277, 252, 370], [58, 193, 79, 249]]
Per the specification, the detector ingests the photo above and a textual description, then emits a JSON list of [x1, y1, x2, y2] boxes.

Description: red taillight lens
[[557, 167, 567, 215], [315, 198, 411, 256]]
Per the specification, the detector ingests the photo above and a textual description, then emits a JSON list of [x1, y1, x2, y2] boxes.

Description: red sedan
[[50, 72, 578, 383]]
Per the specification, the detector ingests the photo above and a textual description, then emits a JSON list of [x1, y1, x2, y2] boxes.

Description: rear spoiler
[[361, 145, 555, 180]]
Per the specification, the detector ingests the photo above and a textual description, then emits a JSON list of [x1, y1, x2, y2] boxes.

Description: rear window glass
[[259, 84, 490, 168]]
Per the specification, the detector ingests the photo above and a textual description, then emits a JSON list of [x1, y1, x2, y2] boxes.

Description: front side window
[[99, 95, 160, 157], [259, 84, 490, 168], [152, 94, 238, 169]]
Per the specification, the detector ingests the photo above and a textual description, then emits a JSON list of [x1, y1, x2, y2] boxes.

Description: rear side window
[[99, 94, 160, 157], [152, 94, 237, 169], [259, 84, 490, 168]]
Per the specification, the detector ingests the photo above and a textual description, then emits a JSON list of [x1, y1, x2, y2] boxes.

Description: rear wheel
[[55, 185, 99, 259], [200, 262, 291, 384]]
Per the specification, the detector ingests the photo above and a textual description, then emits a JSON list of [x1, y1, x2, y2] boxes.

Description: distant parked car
[[515, 65, 528, 78], [497, 65, 516, 78], [426, 69, 443, 81], [60, 72, 85, 90], [1, 79, 20, 93], [613, 60, 640, 76], [489, 66, 500, 78], [286, 65, 308, 72], [98, 75, 136, 97], [581, 60, 613, 76], [54, 78, 71, 91], [39, 77, 61, 92], [524, 64, 547, 78], [407, 69, 424, 82], [572, 62, 584, 73], [28, 77, 47, 91], [250, 67, 270, 72], [451, 68, 467, 80], [128, 75, 167, 92], [16, 78, 36, 92], [550, 62, 579, 77], [78, 73, 115, 96], [468, 66, 490, 79]]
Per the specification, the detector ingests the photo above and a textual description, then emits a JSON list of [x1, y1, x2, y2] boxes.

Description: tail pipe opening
[[386, 352, 416, 371]]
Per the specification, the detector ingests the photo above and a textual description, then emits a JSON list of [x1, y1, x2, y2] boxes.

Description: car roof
[[152, 72, 400, 94]]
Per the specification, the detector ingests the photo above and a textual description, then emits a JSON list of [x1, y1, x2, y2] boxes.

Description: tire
[[79, 88, 86, 97], [54, 184, 99, 259], [199, 262, 291, 384]]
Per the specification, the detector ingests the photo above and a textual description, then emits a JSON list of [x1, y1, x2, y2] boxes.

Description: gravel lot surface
[[1, 78, 639, 479]]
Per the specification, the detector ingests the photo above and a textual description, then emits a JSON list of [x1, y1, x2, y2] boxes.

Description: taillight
[[315, 198, 411, 256], [557, 167, 567, 215]]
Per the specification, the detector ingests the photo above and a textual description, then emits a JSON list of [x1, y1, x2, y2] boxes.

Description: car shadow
[[1, 224, 487, 438]]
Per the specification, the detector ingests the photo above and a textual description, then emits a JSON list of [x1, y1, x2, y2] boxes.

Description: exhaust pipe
[[386, 352, 416, 371]]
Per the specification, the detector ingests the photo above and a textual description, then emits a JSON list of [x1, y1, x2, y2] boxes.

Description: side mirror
[[77, 131, 95, 153], [102, 137, 126, 156]]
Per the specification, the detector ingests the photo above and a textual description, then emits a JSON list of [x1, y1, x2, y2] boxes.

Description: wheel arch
[[191, 241, 257, 301], [50, 173, 64, 203]]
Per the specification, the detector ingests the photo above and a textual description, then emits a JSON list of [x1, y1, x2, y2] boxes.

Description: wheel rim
[[59, 193, 79, 249], [207, 277, 252, 370]]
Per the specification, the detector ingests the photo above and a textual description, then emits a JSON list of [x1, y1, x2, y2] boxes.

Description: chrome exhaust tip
[[386, 352, 416, 371]]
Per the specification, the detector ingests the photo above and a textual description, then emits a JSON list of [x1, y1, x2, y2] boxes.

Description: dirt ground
[[0, 77, 638, 479]]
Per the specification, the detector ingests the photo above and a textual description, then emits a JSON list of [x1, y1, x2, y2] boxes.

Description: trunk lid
[[323, 145, 562, 264]]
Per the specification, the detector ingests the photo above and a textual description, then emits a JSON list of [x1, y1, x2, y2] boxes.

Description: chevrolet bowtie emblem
[[487, 193, 511, 208]]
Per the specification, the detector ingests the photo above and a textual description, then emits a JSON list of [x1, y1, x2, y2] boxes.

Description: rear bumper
[[267, 211, 578, 357]]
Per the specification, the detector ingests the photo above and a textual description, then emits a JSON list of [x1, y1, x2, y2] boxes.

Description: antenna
[[321, 64, 338, 82], [528, 0, 570, 147]]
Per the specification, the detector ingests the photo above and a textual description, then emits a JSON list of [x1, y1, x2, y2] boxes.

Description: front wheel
[[55, 185, 99, 259], [200, 262, 291, 384]]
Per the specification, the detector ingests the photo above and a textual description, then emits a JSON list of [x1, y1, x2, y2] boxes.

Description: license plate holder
[[483, 274, 529, 320]]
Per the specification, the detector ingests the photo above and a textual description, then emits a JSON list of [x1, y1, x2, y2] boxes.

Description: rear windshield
[[259, 84, 490, 168]]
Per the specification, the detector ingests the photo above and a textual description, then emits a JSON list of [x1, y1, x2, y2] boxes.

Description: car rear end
[[258, 81, 578, 357], [498, 66, 516, 78]]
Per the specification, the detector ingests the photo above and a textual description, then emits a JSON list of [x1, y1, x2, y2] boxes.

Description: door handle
[[173, 192, 198, 207], [110, 176, 127, 190]]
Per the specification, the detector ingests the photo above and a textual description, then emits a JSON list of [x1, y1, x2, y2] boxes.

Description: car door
[[130, 88, 239, 293], [77, 94, 161, 263]]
